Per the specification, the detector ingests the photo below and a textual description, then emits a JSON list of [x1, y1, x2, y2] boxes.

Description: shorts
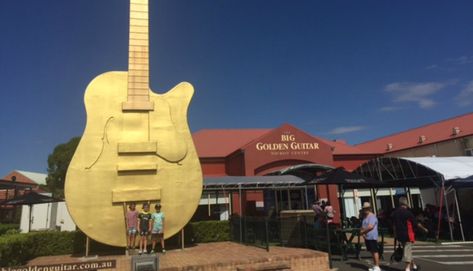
[[365, 240, 379, 253], [139, 229, 150, 236], [128, 227, 137, 235], [151, 227, 163, 237], [402, 242, 413, 262]]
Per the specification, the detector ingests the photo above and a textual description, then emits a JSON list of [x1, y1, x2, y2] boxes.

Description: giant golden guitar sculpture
[[65, 0, 202, 247]]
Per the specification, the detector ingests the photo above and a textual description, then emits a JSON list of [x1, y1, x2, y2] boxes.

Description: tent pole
[[370, 188, 377, 215], [287, 189, 292, 210], [339, 185, 346, 228], [389, 188, 395, 209], [453, 189, 465, 241], [304, 186, 309, 210], [274, 189, 279, 214], [436, 181, 444, 240], [444, 188, 454, 241], [239, 184, 243, 243]]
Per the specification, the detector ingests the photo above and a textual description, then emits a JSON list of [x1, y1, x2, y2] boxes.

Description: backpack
[[391, 241, 403, 263]]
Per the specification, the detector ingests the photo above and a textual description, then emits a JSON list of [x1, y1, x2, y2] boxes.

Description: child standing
[[137, 203, 152, 255], [126, 202, 138, 250], [151, 203, 165, 253]]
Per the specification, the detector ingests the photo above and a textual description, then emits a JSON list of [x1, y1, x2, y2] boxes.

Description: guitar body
[[65, 71, 202, 247]]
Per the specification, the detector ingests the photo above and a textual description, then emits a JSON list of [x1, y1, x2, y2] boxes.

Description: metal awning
[[354, 156, 473, 187], [203, 175, 307, 190]]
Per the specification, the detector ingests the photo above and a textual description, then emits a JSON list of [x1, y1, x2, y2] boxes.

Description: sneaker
[[162, 249, 166, 254], [413, 265, 420, 271], [138, 250, 142, 255], [373, 267, 382, 271], [150, 249, 154, 254], [143, 249, 147, 254]]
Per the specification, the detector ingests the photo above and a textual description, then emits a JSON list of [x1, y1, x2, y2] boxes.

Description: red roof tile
[[193, 129, 271, 158], [319, 138, 380, 155], [356, 112, 473, 153], [2, 171, 38, 185]]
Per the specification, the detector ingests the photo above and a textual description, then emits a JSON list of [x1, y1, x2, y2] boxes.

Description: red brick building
[[192, 113, 473, 222]]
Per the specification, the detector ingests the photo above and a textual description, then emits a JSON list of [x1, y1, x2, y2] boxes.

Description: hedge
[[0, 224, 19, 236], [0, 220, 230, 267]]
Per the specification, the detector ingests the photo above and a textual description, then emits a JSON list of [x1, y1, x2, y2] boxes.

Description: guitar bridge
[[112, 188, 161, 203], [118, 142, 157, 154]]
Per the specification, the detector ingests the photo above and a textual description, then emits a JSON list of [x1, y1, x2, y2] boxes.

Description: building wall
[[200, 158, 227, 176], [385, 136, 473, 157]]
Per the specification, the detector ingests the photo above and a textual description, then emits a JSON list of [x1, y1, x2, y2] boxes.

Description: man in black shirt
[[391, 197, 428, 271]]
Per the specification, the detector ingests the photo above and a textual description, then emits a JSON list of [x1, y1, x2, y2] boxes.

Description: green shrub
[[0, 220, 230, 267], [190, 220, 230, 243], [0, 224, 19, 236]]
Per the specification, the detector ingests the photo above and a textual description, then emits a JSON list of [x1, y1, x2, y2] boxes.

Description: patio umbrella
[[0, 191, 60, 232]]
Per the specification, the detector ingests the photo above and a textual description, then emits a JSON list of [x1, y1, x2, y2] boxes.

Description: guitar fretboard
[[128, 0, 150, 103]]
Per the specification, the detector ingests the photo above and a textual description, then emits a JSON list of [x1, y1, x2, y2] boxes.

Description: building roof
[[203, 175, 305, 189], [356, 112, 473, 153], [319, 138, 380, 155], [193, 129, 271, 158], [2, 170, 47, 185]]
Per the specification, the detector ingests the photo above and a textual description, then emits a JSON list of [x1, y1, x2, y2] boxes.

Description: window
[[466, 148, 473, 156]]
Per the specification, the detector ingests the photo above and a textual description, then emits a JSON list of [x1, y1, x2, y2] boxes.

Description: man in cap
[[391, 197, 428, 271], [360, 202, 381, 271]]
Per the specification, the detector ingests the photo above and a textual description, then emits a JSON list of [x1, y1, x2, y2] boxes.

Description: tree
[[46, 137, 80, 198]]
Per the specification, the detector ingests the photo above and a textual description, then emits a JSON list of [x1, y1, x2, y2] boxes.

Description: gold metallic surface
[[65, 73, 202, 247]]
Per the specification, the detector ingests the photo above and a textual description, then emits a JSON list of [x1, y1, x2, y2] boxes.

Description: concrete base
[[28, 242, 329, 271]]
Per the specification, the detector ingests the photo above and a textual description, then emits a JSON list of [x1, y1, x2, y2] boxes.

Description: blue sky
[[1, 0, 473, 175]]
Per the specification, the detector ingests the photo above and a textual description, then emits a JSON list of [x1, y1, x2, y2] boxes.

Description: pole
[[122, 202, 128, 255], [208, 193, 211, 217], [304, 186, 309, 210], [443, 183, 454, 241], [287, 189, 292, 210], [389, 188, 395, 209], [325, 213, 333, 269], [370, 189, 377, 215], [436, 185, 444, 240], [453, 189, 465, 242], [239, 184, 243, 243], [181, 228, 185, 250], [28, 204, 33, 232], [85, 237, 90, 257]]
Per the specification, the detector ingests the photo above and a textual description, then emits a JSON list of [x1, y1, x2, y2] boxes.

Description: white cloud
[[384, 81, 447, 109], [328, 126, 366, 135], [447, 56, 473, 65], [455, 80, 473, 107], [425, 64, 439, 70]]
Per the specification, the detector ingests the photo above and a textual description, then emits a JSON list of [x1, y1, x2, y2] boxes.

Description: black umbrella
[[309, 167, 381, 187], [1, 191, 60, 232]]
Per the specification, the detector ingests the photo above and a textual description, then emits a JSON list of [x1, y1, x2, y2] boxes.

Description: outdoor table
[[336, 228, 362, 260], [336, 227, 386, 261]]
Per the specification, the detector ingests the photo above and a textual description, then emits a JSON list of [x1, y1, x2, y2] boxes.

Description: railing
[[230, 215, 387, 263]]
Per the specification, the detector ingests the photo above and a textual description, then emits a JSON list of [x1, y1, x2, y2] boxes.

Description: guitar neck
[[126, 0, 151, 107]]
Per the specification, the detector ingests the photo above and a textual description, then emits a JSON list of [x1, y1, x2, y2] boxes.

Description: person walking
[[360, 202, 382, 271], [324, 201, 335, 225], [391, 197, 429, 271], [312, 200, 324, 229]]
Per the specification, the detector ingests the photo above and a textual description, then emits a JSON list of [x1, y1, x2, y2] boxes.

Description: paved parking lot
[[333, 242, 473, 271]]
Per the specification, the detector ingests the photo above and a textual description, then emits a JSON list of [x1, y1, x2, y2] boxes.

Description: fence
[[230, 215, 386, 262]]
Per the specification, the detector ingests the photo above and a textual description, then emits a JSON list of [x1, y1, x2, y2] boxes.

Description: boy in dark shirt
[[391, 197, 428, 271], [137, 203, 152, 255]]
